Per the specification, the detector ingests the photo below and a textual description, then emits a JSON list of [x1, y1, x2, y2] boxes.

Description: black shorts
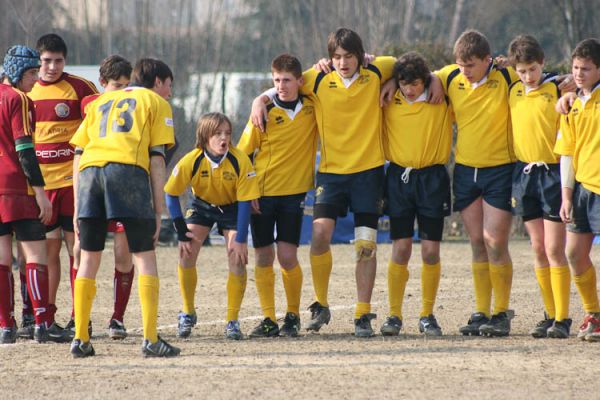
[[390, 215, 445, 242], [314, 166, 384, 219], [78, 217, 155, 253], [77, 163, 154, 220], [568, 183, 600, 235], [385, 163, 451, 218], [185, 197, 237, 234], [511, 161, 561, 222], [250, 193, 305, 248], [0, 219, 46, 241], [453, 163, 514, 212]]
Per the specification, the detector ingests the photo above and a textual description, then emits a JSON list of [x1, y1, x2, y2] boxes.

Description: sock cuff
[[489, 263, 512, 272], [0, 264, 10, 272], [138, 274, 159, 286], [228, 272, 247, 283], [389, 261, 408, 270], [281, 264, 301, 276], [472, 262, 489, 271], [75, 276, 96, 285], [574, 265, 595, 283], [310, 250, 332, 264], [550, 265, 570, 272], [255, 265, 275, 278], [422, 262, 441, 269]]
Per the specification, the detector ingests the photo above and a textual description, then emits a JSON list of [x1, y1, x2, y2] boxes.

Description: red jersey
[[0, 83, 36, 195], [29, 73, 98, 190]]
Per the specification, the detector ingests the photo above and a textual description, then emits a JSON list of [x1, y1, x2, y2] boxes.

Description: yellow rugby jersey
[[437, 63, 519, 167], [300, 56, 395, 174], [237, 96, 318, 196], [165, 146, 259, 205], [71, 87, 175, 173], [29, 73, 98, 189], [554, 84, 600, 194], [383, 88, 454, 168], [509, 74, 561, 163]]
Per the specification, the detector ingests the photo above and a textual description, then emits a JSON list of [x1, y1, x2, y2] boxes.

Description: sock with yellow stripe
[[355, 302, 371, 319], [550, 265, 570, 321], [255, 265, 276, 321], [138, 274, 159, 343], [226, 272, 247, 321], [420, 262, 441, 317], [388, 262, 409, 319], [281, 264, 303, 316], [534, 267, 555, 319], [573, 266, 600, 314], [74, 277, 96, 342], [178, 265, 197, 315], [489, 263, 513, 314], [472, 262, 492, 316], [310, 251, 332, 307]]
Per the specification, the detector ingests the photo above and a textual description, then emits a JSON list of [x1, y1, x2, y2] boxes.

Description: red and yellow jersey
[[300, 56, 395, 174], [237, 96, 318, 196], [437, 63, 518, 167], [554, 84, 600, 194], [0, 83, 36, 195], [509, 74, 561, 163], [71, 87, 175, 173], [383, 86, 454, 168], [80, 93, 101, 118], [164, 146, 259, 205], [29, 73, 98, 189]]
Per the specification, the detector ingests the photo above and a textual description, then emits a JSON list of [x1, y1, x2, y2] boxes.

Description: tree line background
[[2, 0, 598, 238]]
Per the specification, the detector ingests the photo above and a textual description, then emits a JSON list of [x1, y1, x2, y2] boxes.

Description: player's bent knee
[[355, 226, 377, 262]]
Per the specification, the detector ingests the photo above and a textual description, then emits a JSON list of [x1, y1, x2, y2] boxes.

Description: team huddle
[[0, 28, 598, 359]]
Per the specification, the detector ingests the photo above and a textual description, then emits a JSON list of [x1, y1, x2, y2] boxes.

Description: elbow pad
[[16, 138, 45, 187]]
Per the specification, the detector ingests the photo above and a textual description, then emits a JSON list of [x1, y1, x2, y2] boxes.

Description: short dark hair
[[36, 33, 67, 57], [393, 52, 431, 86], [507, 35, 544, 66], [327, 28, 365, 63], [453, 29, 491, 61], [572, 38, 600, 68], [271, 53, 302, 78], [131, 58, 173, 89], [99, 55, 132, 82]]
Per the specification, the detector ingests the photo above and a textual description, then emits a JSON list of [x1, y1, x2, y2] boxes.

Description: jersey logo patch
[[458, 82, 465, 90], [303, 105, 314, 114], [247, 171, 256, 178], [275, 116, 284, 124], [165, 117, 174, 127], [223, 171, 235, 181], [54, 103, 70, 118], [486, 79, 499, 89], [357, 75, 370, 84], [540, 93, 554, 103], [185, 209, 194, 218], [328, 81, 337, 88], [201, 170, 209, 177]]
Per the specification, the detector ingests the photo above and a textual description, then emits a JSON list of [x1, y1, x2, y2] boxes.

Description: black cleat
[[141, 336, 181, 358], [70, 339, 95, 358], [17, 314, 34, 339], [530, 315, 554, 338], [0, 325, 17, 344], [108, 319, 128, 340], [47, 322, 74, 343], [65, 318, 93, 338], [459, 312, 489, 336], [306, 302, 331, 332], [249, 317, 280, 338], [419, 314, 443, 336], [380, 316, 403, 336], [280, 313, 301, 337], [479, 312, 511, 337], [547, 319, 572, 339], [34, 324, 48, 343], [354, 313, 377, 338]]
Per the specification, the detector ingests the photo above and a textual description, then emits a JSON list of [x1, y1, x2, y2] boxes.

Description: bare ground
[[1, 240, 599, 399]]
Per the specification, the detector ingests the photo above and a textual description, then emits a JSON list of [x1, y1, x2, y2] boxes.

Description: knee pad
[[354, 226, 377, 262]]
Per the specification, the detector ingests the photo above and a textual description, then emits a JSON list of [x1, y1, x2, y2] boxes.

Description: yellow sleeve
[[436, 64, 459, 93], [506, 66, 519, 84], [554, 114, 574, 156], [301, 68, 319, 96], [236, 118, 261, 157], [372, 56, 396, 81], [235, 153, 260, 201], [150, 98, 175, 149], [70, 116, 90, 149], [164, 151, 194, 196]]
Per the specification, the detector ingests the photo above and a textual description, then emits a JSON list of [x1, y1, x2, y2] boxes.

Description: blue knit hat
[[3, 45, 40, 85]]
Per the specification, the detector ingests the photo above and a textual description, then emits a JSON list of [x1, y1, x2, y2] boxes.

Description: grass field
[[1, 240, 599, 399]]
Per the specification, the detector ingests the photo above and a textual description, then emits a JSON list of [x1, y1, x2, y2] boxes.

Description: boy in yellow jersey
[[165, 112, 259, 340], [251, 28, 397, 337], [69, 58, 178, 358], [507, 35, 571, 339], [379, 52, 454, 337], [554, 38, 600, 342], [238, 54, 318, 338], [29, 34, 98, 343]]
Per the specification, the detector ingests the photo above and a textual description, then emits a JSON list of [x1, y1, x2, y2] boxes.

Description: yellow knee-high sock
[[281, 264, 303, 316], [226, 272, 247, 321], [550, 265, 570, 321], [355, 302, 371, 319], [74, 277, 96, 342], [573, 266, 600, 314], [310, 251, 332, 307], [138, 274, 159, 343], [534, 267, 555, 319], [388, 262, 409, 319], [255, 266, 276, 321], [178, 265, 197, 315], [489, 263, 513, 314], [421, 262, 441, 317], [472, 262, 492, 316]]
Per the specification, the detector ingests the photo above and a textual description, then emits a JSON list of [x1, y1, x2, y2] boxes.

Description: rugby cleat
[[529, 315, 554, 338], [70, 339, 95, 358], [280, 313, 301, 337], [459, 312, 489, 336], [176, 312, 197, 339], [16, 314, 35, 339], [547, 319, 572, 339], [33, 323, 48, 343], [577, 313, 600, 340], [305, 302, 331, 332], [354, 313, 377, 338], [225, 320, 243, 340], [249, 317, 279, 338], [479, 312, 510, 337], [0, 325, 17, 344], [65, 318, 93, 338], [141, 336, 180, 358], [380, 316, 402, 336], [419, 314, 443, 336], [47, 322, 74, 343], [108, 319, 128, 340]]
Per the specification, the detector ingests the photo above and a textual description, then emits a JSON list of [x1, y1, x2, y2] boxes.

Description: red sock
[[19, 271, 33, 316], [26, 263, 49, 326], [112, 267, 134, 322], [0, 265, 15, 328], [69, 256, 76, 318]]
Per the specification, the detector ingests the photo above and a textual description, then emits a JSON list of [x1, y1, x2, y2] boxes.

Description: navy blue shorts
[[250, 193, 305, 247], [77, 163, 154, 220], [453, 163, 514, 212], [314, 166, 384, 218], [511, 161, 561, 222], [568, 183, 600, 235], [385, 163, 451, 218], [185, 197, 237, 234]]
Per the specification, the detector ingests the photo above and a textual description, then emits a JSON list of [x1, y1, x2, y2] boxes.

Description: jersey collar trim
[[470, 62, 494, 90]]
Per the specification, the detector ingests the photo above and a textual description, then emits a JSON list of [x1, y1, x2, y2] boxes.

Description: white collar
[[273, 97, 303, 120], [470, 62, 493, 89], [578, 82, 600, 106], [207, 150, 228, 169], [336, 70, 359, 88], [402, 88, 429, 104]]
